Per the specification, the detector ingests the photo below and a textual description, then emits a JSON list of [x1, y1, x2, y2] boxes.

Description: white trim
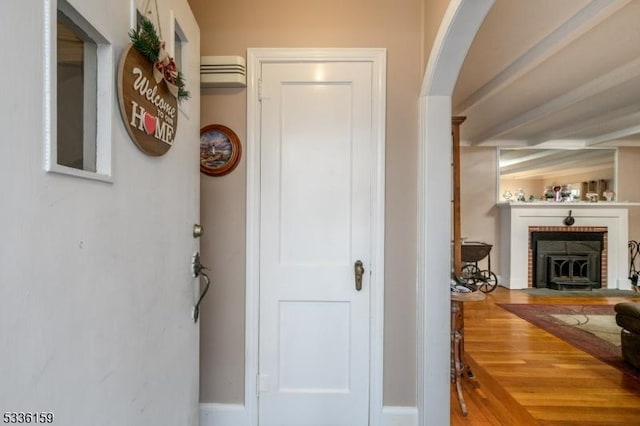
[[418, 1, 494, 425], [382, 406, 418, 426], [421, 0, 495, 97], [245, 48, 261, 426], [170, 9, 191, 119], [45, 0, 113, 182], [416, 95, 453, 426], [43, 0, 53, 173], [199, 404, 416, 426], [199, 403, 248, 426], [245, 47, 386, 426]]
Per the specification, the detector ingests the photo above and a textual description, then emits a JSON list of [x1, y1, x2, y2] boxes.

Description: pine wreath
[[129, 17, 190, 102]]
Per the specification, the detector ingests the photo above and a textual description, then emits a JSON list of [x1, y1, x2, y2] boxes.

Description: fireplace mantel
[[498, 204, 631, 290], [497, 201, 640, 209]]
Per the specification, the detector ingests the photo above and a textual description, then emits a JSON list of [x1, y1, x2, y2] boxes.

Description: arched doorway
[[417, 1, 494, 424]]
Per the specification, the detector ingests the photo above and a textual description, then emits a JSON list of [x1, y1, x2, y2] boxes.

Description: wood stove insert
[[531, 231, 605, 290]]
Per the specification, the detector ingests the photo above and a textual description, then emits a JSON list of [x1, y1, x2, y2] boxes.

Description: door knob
[[193, 224, 204, 238], [354, 260, 365, 291]]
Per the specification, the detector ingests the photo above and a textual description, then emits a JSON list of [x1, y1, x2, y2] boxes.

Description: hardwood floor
[[451, 287, 640, 425]]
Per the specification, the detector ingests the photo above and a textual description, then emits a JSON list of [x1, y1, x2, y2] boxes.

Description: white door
[[0, 1, 200, 425], [258, 60, 375, 425]]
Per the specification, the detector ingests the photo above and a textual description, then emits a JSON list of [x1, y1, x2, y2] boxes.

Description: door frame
[[417, 1, 495, 424], [245, 48, 386, 426]]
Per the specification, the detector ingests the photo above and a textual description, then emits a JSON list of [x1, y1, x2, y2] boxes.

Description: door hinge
[[258, 78, 263, 102], [257, 374, 269, 395]]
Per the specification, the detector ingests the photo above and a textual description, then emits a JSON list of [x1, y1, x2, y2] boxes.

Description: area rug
[[519, 288, 640, 298], [498, 303, 640, 381]]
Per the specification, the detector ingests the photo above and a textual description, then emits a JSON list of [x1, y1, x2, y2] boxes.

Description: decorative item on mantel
[[604, 189, 615, 202], [502, 190, 513, 201], [581, 179, 610, 201], [586, 191, 599, 202], [543, 186, 554, 200], [539, 184, 574, 202], [563, 210, 575, 226]]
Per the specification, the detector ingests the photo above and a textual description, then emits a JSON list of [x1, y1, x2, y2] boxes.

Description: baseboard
[[199, 403, 247, 426], [199, 403, 417, 426], [382, 406, 418, 426]]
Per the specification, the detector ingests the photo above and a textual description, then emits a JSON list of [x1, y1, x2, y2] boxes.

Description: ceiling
[[453, 0, 640, 150]]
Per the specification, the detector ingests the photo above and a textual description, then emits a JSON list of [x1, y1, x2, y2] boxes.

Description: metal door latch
[[354, 260, 365, 291], [192, 252, 211, 323]]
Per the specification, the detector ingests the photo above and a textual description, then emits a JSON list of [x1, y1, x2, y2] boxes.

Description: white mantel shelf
[[497, 201, 640, 208], [498, 204, 632, 291]]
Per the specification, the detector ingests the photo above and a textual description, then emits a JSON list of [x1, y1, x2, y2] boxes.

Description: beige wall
[[189, 0, 640, 409], [462, 146, 640, 280], [460, 147, 501, 272], [423, 0, 451, 71], [190, 0, 424, 406], [617, 147, 640, 240]]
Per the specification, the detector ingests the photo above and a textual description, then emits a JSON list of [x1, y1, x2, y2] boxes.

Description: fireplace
[[498, 204, 629, 290], [530, 229, 606, 290]]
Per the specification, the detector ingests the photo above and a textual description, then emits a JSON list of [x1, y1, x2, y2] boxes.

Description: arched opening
[[417, 1, 495, 424]]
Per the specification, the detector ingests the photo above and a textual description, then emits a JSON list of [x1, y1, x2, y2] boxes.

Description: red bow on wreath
[[129, 9, 189, 102], [153, 43, 179, 98]]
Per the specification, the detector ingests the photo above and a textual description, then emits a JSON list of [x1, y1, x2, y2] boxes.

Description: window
[[56, 11, 97, 171], [45, 0, 112, 181], [172, 14, 189, 116], [174, 22, 184, 71]]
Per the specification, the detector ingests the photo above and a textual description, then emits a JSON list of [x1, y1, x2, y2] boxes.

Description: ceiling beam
[[585, 123, 640, 146], [526, 104, 640, 145], [454, 0, 630, 115], [471, 56, 640, 144]]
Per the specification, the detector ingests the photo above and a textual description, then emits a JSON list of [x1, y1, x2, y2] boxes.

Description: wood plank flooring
[[451, 286, 640, 425]]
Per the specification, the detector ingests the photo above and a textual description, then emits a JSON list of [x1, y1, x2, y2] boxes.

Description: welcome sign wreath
[[117, 13, 189, 156]]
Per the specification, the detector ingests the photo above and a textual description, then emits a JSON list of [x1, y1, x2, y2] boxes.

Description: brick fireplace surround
[[498, 203, 632, 290], [527, 226, 608, 288]]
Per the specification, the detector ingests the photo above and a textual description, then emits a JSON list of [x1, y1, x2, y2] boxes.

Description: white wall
[[0, 1, 201, 424]]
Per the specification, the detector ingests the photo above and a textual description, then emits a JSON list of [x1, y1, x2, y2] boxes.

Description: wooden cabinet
[[452, 117, 466, 277]]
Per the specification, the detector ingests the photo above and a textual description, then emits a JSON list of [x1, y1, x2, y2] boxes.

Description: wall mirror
[[498, 148, 617, 202]]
